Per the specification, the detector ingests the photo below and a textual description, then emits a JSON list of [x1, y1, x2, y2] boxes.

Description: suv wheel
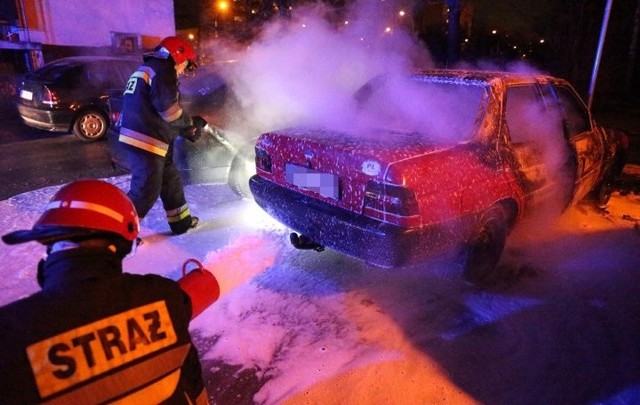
[[73, 109, 108, 141]]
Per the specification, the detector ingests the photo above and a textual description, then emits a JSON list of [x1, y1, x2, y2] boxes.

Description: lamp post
[[588, 0, 613, 109], [214, 0, 229, 37]]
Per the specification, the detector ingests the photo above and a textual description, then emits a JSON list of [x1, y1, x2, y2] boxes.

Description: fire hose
[[203, 124, 238, 155]]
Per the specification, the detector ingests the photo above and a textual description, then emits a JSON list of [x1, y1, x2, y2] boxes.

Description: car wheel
[[73, 109, 108, 141], [595, 179, 613, 209], [460, 205, 508, 285], [228, 147, 255, 199]]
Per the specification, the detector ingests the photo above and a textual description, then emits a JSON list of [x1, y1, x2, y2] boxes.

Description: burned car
[[249, 69, 628, 283], [107, 64, 256, 197]]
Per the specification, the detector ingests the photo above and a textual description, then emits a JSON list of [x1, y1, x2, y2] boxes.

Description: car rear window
[[33, 61, 83, 83], [356, 75, 486, 144], [29, 58, 137, 85]]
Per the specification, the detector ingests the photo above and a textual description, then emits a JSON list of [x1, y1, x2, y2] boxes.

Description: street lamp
[[214, 0, 230, 37], [217, 0, 229, 12]]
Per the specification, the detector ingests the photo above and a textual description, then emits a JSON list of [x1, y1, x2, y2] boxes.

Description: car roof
[[35, 56, 135, 71], [412, 68, 567, 87], [48, 55, 138, 63], [22, 56, 139, 84]]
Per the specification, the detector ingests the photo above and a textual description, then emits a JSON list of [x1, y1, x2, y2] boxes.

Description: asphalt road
[[0, 103, 126, 200]]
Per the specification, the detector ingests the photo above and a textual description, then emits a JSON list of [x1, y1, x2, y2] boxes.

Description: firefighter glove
[[191, 115, 208, 129], [179, 125, 202, 142]]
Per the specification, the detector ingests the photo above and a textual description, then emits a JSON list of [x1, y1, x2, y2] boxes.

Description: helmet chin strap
[[48, 240, 81, 254], [47, 238, 122, 255], [39, 240, 120, 288], [175, 60, 190, 76]]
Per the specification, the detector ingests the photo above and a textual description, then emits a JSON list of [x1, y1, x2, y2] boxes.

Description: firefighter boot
[[170, 216, 199, 235]]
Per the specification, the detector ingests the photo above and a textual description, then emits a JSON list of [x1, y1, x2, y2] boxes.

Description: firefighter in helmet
[[0, 179, 209, 404], [118, 36, 207, 235]]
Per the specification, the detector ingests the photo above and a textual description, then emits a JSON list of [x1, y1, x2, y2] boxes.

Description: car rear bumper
[[16, 104, 72, 132], [249, 175, 461, 268]]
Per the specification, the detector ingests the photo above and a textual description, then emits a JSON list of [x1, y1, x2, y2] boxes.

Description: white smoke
[[199, 0, 432, 138]]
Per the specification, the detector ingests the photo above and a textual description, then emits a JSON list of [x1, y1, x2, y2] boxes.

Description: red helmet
[[159, 36, 197, 69], [2, 179, 139, 245]]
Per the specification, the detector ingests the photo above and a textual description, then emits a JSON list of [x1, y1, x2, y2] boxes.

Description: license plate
[[20, 89, 33, 101], [285, 163, 339, 199]]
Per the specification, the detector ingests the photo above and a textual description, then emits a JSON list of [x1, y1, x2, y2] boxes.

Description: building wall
[[23, 0, 176, 49]]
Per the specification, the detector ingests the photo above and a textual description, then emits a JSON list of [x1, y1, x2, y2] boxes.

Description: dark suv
[[16, 56, 139, 141]]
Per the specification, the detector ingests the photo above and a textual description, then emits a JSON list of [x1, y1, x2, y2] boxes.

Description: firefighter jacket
[[118, 55, 191, 158], [0, 247, 208, 404]]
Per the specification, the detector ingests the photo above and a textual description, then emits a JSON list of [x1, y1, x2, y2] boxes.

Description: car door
[[503, 83, 575, 211], [544, 84, 605, 203]]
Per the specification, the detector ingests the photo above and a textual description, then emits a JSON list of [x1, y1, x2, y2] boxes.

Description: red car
[[249, 69, 628, 283]]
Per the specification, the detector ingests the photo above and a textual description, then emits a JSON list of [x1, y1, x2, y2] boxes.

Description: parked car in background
[[249, 69, 629, 284], [16, 56, 139, 141], [107, 64, 256, 197]]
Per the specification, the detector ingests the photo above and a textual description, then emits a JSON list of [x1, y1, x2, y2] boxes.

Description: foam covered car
[[249, 69, 628, 283]]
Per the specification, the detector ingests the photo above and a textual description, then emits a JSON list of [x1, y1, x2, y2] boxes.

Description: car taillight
[[41, 86, 58, 107], [110, 111, 121, 125], [255, 146, 272, 173], [364, 180, 419, 217]]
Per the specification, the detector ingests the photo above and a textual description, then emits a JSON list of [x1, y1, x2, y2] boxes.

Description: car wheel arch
[[228, 145, 256, 199], [497, 198, 519, 231], [458, 199, 517, 285]]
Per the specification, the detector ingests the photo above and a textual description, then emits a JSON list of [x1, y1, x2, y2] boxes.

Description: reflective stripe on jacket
[[0, 248, 208, 404], [119, 127, 170, 157], [118, 57, 190, 155]]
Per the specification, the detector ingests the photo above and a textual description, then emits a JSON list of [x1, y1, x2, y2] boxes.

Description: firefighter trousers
[[126, 144, 194, 234]]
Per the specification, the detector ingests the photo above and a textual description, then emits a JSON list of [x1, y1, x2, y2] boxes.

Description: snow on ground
[[1, 167, 640, 404]]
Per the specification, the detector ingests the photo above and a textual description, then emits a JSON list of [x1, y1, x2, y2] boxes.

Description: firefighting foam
[[200, 234, 280, 297], [1, 174, 639, 403]]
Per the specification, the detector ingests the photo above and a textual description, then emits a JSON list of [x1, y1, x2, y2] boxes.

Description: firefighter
[[118, 36, 207, 235], [0, 179, 209, 404]]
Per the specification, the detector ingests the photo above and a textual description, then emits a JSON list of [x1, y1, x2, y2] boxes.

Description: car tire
[[72, 109, 108, 142], [459, 204, 508, 285], [595, 179, 613, 209], [228, 147, 255, 199]]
